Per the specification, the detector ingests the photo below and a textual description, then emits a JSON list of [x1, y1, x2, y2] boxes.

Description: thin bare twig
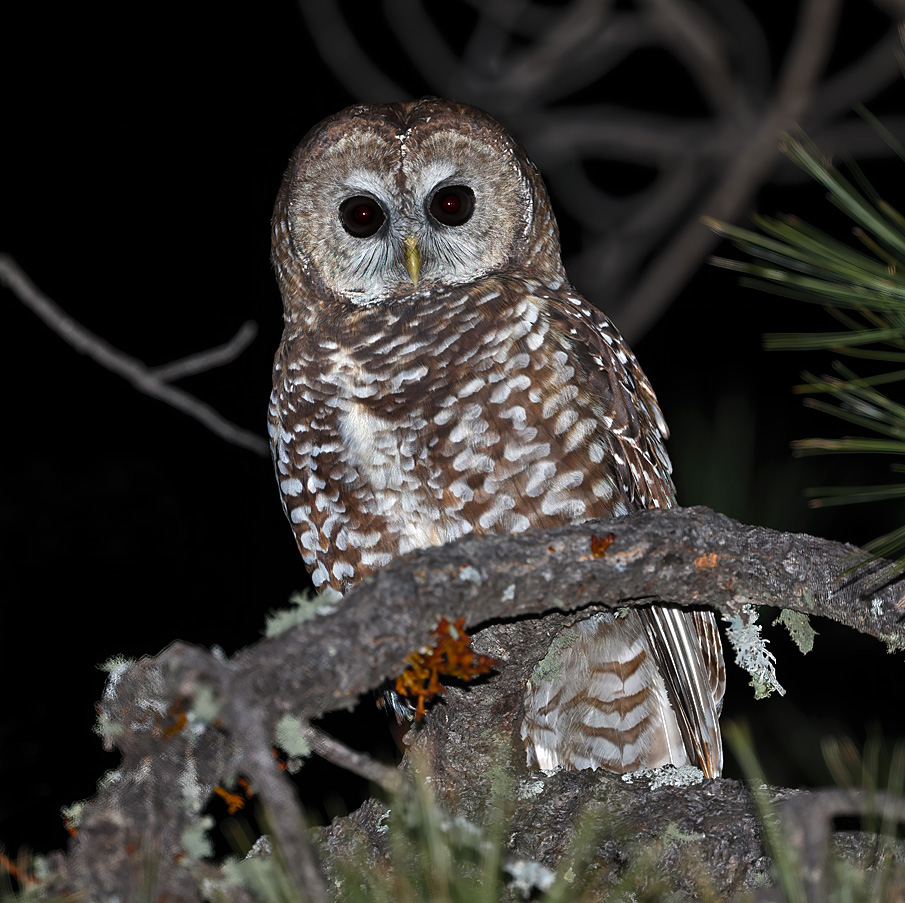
[[807, 116, 905, 162], [809, 24, 903, 127], [567, 161, 704, 300], [526, 106, 720, 163], [459, 0, 561, 39], [290, 0, 901, 342], [304, 723, 404, 795], [697, 0, 772, 92], [640, 0, 740, 116], [152, 321, 258, 382], [502, 0, 609, 88], [522, 15, 650, 107], [385, 0, 462, 98], [0, 254, 269, 457], [461, 0, 523, 79]]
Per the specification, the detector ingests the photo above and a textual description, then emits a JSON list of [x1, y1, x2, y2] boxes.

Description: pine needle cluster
[[706, 121, 905, 570]]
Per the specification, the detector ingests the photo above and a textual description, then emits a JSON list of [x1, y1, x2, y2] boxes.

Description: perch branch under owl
[[39, 506, 905, 900]]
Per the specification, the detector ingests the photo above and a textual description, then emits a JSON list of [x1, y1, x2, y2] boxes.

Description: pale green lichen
[[92, 711, 124, 740], [723, 604, 785, 699], [506, 857, 556, 896], [531, 627, 578, 682], [60, 800, 86, 831], [219, 835, 306, 902], [457, 564, 484, 584], [178, 743, 206, 813], [798, 587, 817, 611], [878, 631, 905, 654], [180, 815, 215, 859], [621, 764, 705, 789], [190, 684, 220, 725], [263, 586, 342, 637], [517, 778, 545, 800], [773, 609, 816, 654], [663, 822, 705, 844], [97, 654, 136, 684], [274, 713, 312, 758]]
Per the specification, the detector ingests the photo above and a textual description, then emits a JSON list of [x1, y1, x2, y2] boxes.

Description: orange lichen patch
[[395, 616, 498, 721], [0, 852, 39, 886], [154, 698, 188, 739], [590, 533, 616, 558], [694, 553, 720, 569], [213, 780, 251, 815], [62, 814, 79, 838], [272, 746, 289, 771]]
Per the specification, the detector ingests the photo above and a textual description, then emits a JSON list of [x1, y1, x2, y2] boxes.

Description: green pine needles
[[706, 126, 905, 571]]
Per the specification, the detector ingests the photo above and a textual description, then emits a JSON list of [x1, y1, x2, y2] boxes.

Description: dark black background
[[2, 0, 904, 859]]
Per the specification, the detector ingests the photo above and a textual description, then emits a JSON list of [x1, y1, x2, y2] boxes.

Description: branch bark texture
[[38, 507, 905, 900]]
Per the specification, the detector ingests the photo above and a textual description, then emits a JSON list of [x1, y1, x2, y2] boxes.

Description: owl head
[[272, 98, 565, 314]]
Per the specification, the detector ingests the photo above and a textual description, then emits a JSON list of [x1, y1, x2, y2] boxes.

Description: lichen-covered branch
[[37, 506, 905, 900], [229, 504, 905, 726]]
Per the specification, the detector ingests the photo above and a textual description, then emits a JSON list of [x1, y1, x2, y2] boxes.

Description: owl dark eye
[[340, 196, 386, 237], [429, 185, 474, 227]]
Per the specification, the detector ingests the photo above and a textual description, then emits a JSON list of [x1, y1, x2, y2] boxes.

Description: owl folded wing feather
[[536, 291, 725, 775], [639, 607, 724, 777]]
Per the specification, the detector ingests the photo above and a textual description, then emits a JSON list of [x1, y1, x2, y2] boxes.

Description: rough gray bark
[[37, 507, 905, 901]]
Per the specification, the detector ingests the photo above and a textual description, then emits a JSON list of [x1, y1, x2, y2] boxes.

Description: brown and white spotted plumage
[[269, 98, 725, 776]]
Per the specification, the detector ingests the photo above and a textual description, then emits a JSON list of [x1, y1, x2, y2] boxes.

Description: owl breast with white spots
[[270, 98, 724, 776]]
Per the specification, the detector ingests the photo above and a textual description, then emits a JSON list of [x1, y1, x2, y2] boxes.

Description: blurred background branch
[[298, 0, 904, 341]]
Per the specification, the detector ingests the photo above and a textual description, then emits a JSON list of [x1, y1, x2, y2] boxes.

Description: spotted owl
[[268, 99, 725, 776]]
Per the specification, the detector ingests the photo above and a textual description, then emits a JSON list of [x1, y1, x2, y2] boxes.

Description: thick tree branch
[[37, 506, 905, 900], [777, 789, 905, 903], [230, 504, 905, 725]]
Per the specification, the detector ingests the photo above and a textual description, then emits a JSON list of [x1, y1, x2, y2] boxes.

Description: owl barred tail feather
[[521, 609, 723, 776], [269, 97, 725, 777]]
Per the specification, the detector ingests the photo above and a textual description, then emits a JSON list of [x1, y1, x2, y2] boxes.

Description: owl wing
[[638, 608, 724, 776], [522, 286, 725, 776], [268, 333, 393, 593]]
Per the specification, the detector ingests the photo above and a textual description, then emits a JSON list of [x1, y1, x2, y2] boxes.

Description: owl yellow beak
[[403, 235, 421, 285]]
